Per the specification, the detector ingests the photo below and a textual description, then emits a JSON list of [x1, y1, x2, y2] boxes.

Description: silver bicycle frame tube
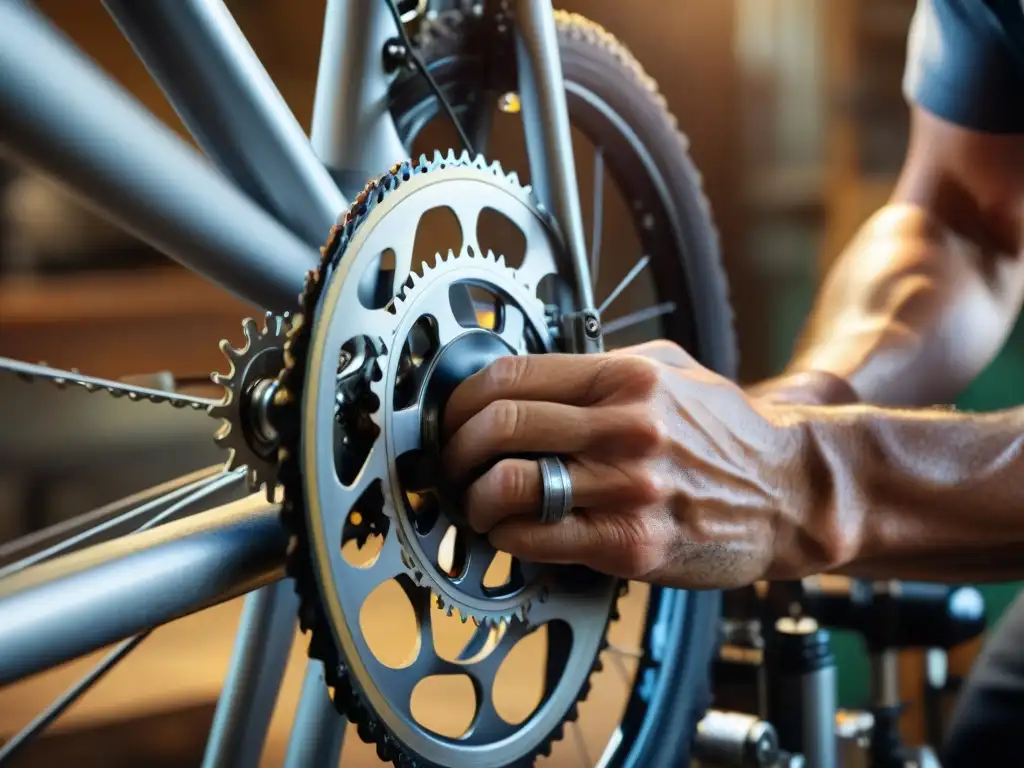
[[282, 662, 346, 768], [514, 0, 596, 315], [102, 0, 346, 248], [0, 1, 313, 312], [311, 0, 410, 197], [0, 495, 288, 688]]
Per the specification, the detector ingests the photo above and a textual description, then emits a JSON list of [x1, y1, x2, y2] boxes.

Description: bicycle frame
[[0, 0, 595, 764]]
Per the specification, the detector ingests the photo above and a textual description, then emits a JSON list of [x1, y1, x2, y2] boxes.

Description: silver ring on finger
[[538, 455, 573, 524]]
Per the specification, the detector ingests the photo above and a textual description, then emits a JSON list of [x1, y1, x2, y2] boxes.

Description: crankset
[[271, 152, 622, 768]]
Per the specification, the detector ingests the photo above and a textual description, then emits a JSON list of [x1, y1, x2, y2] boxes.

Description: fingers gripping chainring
[[276, 152, 620, 767], [372, 247, 550, 625]]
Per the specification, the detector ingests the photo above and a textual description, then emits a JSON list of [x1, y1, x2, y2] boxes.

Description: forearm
[[778, 402, 1024, 582], [777, 203, 1021, 406]]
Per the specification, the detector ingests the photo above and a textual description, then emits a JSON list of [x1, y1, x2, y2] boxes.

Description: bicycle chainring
[[275, 151, 622, 767]]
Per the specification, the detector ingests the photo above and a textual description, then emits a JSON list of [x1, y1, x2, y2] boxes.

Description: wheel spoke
[[0, 468, 244, 579], [0, 464, 224, 565], [103, 0, 345, 246], [0, 632, 150, 765], [0, 1, 315, 311], [590, 147, 605, 287], [598, 255, 650, 316], [604, 647, 634, 690], [605, 643, 643, 660], [602, 301, 677, 336], [572, 720, 594, 768]]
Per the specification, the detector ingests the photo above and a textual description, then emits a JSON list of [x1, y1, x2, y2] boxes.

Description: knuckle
[[483, 398, 521, 440], [615, 517, 663, 579], [618, 355, 662, 397], [623, 408, 668, 454], [486, 355, 526, 390], [583, 356, 615, 402], [489, 460, 530, 504], [630, 465, 667, 505]]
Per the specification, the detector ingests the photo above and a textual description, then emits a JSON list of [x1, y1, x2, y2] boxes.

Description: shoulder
[[903, 0, 1024, 133]]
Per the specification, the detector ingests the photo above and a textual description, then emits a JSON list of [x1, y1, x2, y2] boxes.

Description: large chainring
[[276, 152, 621, 767]]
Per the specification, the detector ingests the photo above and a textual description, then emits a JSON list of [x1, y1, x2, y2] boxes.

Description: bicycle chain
[[273, 151, 628, 767], [0, 357, 216, 410]]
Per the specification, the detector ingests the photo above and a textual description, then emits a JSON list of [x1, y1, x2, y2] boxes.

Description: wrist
[[761, 402, 865, 579]]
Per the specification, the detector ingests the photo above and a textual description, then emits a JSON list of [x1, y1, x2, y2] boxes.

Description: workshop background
[[1, 0, 1020, 764]]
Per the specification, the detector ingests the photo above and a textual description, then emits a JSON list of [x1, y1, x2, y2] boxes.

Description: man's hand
[[442, 340, 821, 589]]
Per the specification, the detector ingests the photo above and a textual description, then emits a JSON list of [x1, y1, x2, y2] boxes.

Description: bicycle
[[0, 1, 737, 766]]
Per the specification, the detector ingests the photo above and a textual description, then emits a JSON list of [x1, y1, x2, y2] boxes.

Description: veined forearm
[[785, 204, 1021, 407], [785, 403, 1024, 582]]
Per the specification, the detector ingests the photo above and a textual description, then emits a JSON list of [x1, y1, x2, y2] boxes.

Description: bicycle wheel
[[380, 8, 738, 767]]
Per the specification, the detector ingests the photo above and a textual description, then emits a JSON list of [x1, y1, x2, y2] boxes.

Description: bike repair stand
[[864, 581, 983, 768], [761, 584, 838, 768], [797, 577, 986, 768], [691, 588, 786, 768]]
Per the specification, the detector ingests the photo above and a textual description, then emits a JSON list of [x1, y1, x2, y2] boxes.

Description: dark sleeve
[[903, 0, 1024, 134]]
